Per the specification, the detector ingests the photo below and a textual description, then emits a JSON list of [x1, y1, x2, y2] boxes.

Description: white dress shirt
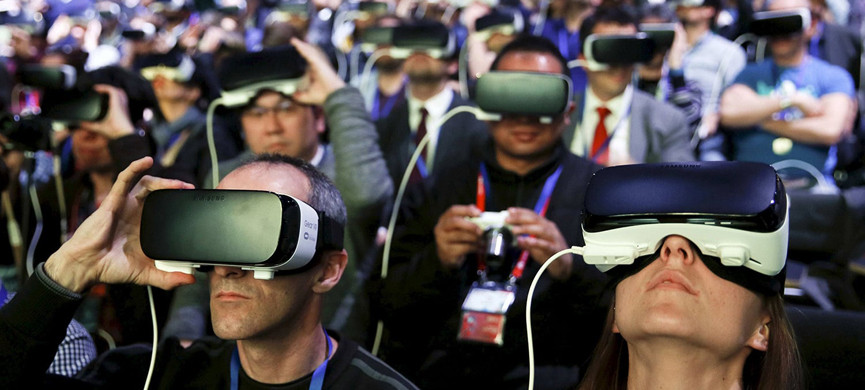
[[407, 87, 454, 173], [571, 85, 634, 166]]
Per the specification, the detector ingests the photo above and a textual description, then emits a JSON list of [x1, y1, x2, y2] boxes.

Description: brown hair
[[577, 294, 805, 390]]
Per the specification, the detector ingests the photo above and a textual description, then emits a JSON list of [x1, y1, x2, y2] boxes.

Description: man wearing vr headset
[[0, 155, 418, 389], [375, 20, 488, 187], [575, 162, 804, 389], [135, 50, 239, 187], [374, 34, 608, 390], [565, 6, 695, 166], [720, 0, 856, 185], [167, 37, 394, 344], [673, 0, 747, 157]]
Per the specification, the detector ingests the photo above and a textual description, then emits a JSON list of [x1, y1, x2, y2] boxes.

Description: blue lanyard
[[477, 163, 562, 216], [371, 85, 404, 121], [557, 27, 578, 60], [0, 283, 7, 306], [477, 163, 563, 281], [230, 327, 332, 390]]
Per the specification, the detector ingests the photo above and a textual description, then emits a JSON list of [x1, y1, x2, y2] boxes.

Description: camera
[[18, 65, 110, 123], [468, 211, 516, 273], [0, 113, 53, 152]]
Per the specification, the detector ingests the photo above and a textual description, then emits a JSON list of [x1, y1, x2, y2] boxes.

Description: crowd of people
[[1, 0, 865, 388]]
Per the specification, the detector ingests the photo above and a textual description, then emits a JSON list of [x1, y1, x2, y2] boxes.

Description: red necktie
[[591, 106, 611, 165], [410, 107, 430, 183]]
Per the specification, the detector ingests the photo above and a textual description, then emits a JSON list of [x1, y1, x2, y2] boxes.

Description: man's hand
[[434, 205, 482, 269], [667, 23, 688, 71], [506, 207, 572, 281], [790, 91, 823, 117], [44, 157, 196, 293], [79, 84, 136, 139], [291, 37, 346, 106]]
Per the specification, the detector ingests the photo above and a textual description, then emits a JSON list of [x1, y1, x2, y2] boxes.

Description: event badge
[[458, 282, 516, 346]]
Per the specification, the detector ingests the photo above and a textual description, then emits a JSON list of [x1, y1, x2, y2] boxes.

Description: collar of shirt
[[574, 85, 632, 165], [309, 144, 326, 167], [407, 87, 454, 173]]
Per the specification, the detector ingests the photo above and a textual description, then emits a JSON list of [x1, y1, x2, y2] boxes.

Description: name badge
[[458, 282, 516, 346]]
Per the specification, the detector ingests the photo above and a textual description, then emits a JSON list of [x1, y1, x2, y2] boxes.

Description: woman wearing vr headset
[[575, 162, 804, 390]]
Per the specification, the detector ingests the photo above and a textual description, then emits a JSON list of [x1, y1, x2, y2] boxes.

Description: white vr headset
[[581, 161, 788, 279]]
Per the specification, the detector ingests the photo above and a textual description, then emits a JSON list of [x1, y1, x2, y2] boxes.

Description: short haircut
[[489, 34, 570, 79], [579, 5, 640, 55], [237, 153, 347, 227]]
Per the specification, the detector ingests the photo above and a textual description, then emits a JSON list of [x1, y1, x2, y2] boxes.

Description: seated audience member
[[674, 0, 747, 160], [350, 13, 407, 122], [0, 155, 418, 390], [576, 162, 804, 390], [565, 6, 695, 166], [538, 0, 595, 93], [375, 20, 488, 188], [135, 50, 239, 187], [637, 4, 703, 138], [375, 34, 608, 389], [720, 0, 856, 186], [173, 37, 392, 341]]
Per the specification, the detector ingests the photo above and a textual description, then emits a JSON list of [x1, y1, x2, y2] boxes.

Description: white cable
[[25, 174, 42, 277], [771, 159, 836, 192], [526, 246, 583, 390], [458, 34, 471, 99], [206, 97, 225, 188], [350, 46, 362, 82], [360, 49, 388, 98], [371, 105, 481, 356], [52, 154, 68, 243], [143, 285, 158, 390]]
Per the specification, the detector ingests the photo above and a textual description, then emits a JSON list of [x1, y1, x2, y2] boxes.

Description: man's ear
[[746, 316, 771, 352], [312, 106, 326, 135], [312, 249, 347, 294]]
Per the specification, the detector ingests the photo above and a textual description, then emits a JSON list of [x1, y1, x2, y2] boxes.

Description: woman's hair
[[578, 293, 805, 390]]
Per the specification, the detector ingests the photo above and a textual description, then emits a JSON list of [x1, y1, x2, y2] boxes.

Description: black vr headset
[[474, 8, 525, 41], [141, 190, 344, 280], [581, 161, 789, 295], [388, 21, 456, 59], [639, 23, 676, 51], [474, 71, 572, 123], [582, 33, 655, 71], [750, 8, 811, 37], [216, 45, 308, 107], [19, 64, 110, 122]]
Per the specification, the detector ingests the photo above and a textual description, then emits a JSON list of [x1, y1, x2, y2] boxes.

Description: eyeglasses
[[242, 99, 302, 120]]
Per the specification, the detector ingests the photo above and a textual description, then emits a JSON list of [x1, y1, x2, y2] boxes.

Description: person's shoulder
[[326, 334, 419, 390]]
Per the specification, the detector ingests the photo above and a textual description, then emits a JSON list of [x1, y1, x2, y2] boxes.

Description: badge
[[458, 282, 516, 346]]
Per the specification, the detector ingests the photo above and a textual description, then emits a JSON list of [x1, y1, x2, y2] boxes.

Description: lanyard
[[230, 327, 332, 390], [476, 163, 563, 282], [581, 86, 633, 163], [371, 85, 404, 121], [0, 283, 7, 306]]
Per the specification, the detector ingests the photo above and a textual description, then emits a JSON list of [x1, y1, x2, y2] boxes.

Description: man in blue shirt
[[720, 0, 856, 185]]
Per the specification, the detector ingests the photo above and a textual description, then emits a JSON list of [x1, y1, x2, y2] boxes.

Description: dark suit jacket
[[564, 89, 696, 163], [375, 92, 489, 189]]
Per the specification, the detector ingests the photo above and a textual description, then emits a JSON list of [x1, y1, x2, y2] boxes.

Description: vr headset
[[121, 23, 157, 41], [474, 71, 572, 124], [639, 23, 676, 51], [750, 8, 811, 37], [359, 26, 394, 54], [137, 52, 197, 83], [141, 190, 345, 280], [474, 8, 525, 42], [581, 161, 789, 294], [388, 22, 456, 59], [19, 65, 110, 122], [217, 45, 308, 107], [582, 33, 655, 71]]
